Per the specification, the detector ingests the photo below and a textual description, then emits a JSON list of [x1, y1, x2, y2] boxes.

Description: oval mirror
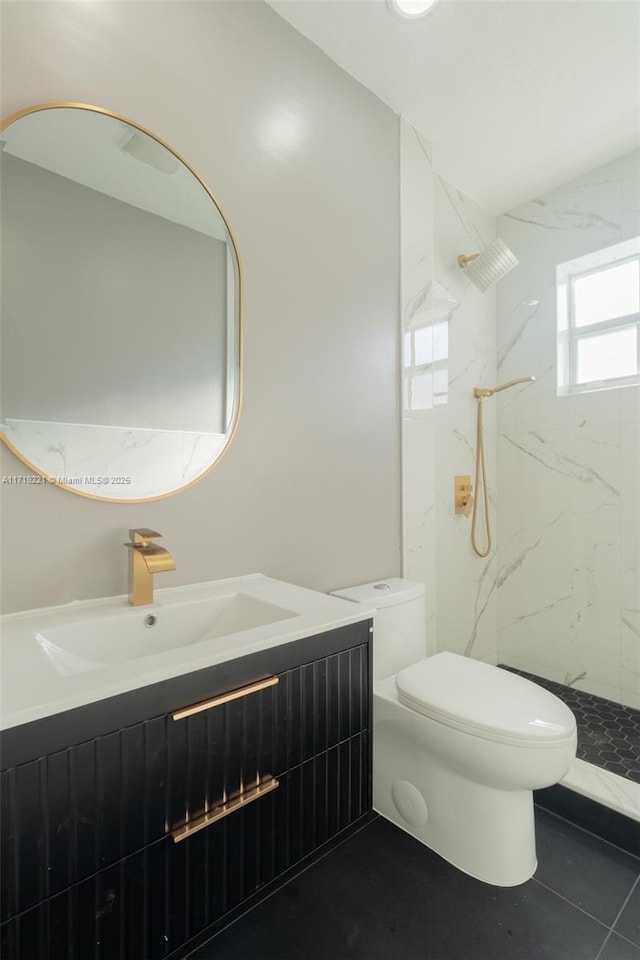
[[0, 103, 241, 501]]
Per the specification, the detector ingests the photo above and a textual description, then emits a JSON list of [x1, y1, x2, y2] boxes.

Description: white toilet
[[332, 578, 577, 887]]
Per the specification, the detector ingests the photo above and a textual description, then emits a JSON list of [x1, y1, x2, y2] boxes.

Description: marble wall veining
[[433, 174, 499, 664], [401, 118, 499, 663], [401, 120, 437, 654], [497, 150, 640, 709], [4, 0, 636, 718], [402, 127, 638, 710]]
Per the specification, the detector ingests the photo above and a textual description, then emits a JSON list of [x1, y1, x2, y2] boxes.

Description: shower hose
[[471, 397, 491, 558]]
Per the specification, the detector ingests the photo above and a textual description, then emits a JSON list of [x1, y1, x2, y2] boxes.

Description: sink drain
[[144, 614, 157, 628]]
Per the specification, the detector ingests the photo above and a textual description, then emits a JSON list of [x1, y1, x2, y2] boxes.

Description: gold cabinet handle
[[172, 675, 278, 721], [171, 777, 279, 842]]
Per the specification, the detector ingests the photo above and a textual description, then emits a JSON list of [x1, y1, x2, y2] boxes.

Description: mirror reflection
[[0, 104, 241, 501]]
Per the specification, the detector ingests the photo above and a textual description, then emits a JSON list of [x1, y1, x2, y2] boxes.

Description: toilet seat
[[396, 652, 576, 748]]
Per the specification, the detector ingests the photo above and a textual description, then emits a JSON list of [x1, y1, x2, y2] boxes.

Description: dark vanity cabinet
[[0, 620, 372, 959]]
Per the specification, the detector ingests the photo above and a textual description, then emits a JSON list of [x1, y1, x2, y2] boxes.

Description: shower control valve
[[454, 475, 473, 517]]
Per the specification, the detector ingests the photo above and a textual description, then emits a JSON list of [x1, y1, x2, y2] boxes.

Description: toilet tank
[[331, 579, 427, 681]]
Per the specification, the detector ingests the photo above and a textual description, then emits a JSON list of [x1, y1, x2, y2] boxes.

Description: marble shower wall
[[497, 150, 640, 708], [402, 119, 499, 663], [401, 120, 436, 655], [433, 174, 499, 663]]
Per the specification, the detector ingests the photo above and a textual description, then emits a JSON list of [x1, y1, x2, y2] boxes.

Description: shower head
[[458, 238, 518, 292], [473, 376, 535, 399]]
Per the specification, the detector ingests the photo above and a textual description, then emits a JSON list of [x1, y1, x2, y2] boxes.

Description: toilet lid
[[396, 653, 576, 746]]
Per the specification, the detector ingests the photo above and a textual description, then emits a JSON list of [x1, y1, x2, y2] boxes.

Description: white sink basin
[[36, 592, 297, 676], [0, 574, 372, 730]]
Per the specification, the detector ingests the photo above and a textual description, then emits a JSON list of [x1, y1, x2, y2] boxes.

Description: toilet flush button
[[391, 780, 428, 827], [374, 583, 391, 590]]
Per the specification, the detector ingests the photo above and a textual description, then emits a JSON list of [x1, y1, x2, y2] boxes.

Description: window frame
[[557, 239, 640, 396], [403, 326, 449, 412]]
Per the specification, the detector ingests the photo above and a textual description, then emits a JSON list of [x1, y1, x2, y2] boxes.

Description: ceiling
[[265, 0, 640, 214]]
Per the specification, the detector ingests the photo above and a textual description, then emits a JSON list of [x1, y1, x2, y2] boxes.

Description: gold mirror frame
[[0, 102, 242, 502]]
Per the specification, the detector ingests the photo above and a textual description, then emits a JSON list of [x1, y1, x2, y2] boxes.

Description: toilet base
[[374, 693, 538, 887]]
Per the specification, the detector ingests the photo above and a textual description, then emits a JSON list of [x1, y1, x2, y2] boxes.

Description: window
[[403, 282, 456, 412], [557, 238, 640, 395], [404, 318, 449, 411]]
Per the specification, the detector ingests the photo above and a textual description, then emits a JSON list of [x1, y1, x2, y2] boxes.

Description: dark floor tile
[[535, 787, 640, 857], [192, 817, 608, 960], [599, 933, 640, 960], [534, 809, 640, 925], [614, 880, 640, 947]]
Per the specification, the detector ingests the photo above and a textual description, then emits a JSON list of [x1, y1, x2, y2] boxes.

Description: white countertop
[[0, 574, 374, 731]]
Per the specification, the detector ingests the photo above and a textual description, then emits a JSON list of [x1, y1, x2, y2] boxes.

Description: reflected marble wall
[[401, 118, 499, 663], [497, 150, 640, 708], [2, 419, 227, 500]]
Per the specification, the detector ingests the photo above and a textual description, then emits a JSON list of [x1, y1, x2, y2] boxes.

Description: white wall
[[2, 155, 227, 433], [0, 1, 402, 613], [401, 119, 499, 662], [497, 150, 640, 708]]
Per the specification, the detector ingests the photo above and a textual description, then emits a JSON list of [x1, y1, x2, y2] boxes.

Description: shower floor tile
[[499, 666, 640, 785]]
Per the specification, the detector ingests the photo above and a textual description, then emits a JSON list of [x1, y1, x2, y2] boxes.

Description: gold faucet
[[124, 529, 176, 606]]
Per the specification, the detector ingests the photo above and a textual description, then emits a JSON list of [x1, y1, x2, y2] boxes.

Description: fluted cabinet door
[[0, 691, 278, 920], [0, 624, 372, 959], [0, 732, 369, 960]]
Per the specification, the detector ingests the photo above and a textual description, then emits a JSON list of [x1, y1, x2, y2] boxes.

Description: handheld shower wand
[[471, 376, 535, 558]]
